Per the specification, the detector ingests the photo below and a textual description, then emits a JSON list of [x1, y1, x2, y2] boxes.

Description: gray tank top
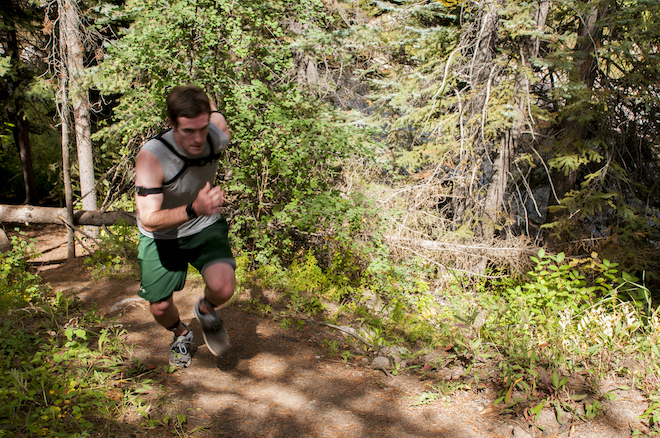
[[137, 123, 230, 239]]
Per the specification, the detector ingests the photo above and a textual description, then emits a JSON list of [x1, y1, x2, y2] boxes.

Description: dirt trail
[[13, 224, 650, 438]]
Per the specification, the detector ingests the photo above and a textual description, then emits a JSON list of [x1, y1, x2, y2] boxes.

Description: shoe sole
[[194, 301, 230, 356]]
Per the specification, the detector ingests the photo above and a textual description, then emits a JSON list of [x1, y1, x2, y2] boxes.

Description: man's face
[[171, 113, 211, 156]]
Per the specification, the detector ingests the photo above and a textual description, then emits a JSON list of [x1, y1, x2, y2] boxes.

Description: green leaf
[[530, 401, 546, 415]]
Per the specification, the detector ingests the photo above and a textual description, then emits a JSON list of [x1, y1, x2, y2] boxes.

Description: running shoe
[[193, 298, 230, 356], [169, 322, 193, 367]]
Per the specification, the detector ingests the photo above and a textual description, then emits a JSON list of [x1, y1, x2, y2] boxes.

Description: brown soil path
[[12, 224, 650, 438]]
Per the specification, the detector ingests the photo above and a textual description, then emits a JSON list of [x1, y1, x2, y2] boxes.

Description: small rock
[[109, 297, 144, 313], [378, 346, 408, 364], [371, 356, 390, 370], [437, 368, 453, 380], [437, 366, 465, 381], [472, 309, 488, 330], [451, 366, 465, 380]]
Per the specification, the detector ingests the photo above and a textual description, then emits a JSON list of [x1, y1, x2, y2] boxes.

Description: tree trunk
[[484, 0, 549, 230], [6, 18, 38, 205], [12, 111, 38, 205], [62, 0, 97, 233], [575, 0, 611, 89], [453, 0, 500, 234], [60, 88, 76, 259], [484, 133, 511, 224], [58, 0, 76, 259], [0, 205, 136, 226]]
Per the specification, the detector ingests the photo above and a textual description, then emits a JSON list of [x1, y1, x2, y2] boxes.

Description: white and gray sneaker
[[169, 322, 193, 367], [193, 298, 230, 356]]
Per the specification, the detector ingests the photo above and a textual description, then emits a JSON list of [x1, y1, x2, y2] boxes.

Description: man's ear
[[167, 117, 176, 129]]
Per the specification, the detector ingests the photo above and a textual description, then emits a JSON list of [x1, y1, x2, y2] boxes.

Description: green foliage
[[94, 0, 370, 265], [0, 230, 44, 312], [84, 220, 139, 279], [0, 244, 166, 436], [225, 85, 359, 265], [476, 249, 659, 420], [500, 249, 595, 327], [640, 393, 660, 430], [0, 290, 157, 437], [284, 251, 328, 316], [241, 246, 440, 348]]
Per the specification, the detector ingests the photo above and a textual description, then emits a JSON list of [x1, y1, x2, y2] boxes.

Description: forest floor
[[12, 224, 653, 438]]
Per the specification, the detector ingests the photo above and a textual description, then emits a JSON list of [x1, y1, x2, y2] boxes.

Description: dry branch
[[384, 235, 533, 253]]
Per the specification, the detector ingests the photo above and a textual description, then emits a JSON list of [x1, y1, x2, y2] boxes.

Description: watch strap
[[186, 202, 197, 219]]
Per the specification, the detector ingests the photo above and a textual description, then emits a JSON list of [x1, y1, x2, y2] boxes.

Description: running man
[[134, 85, 235, 367]]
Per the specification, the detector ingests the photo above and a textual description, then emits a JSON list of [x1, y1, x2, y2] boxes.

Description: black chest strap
[[153, 130, 222, 185]]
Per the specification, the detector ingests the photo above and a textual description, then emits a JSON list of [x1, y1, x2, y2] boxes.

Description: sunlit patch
[[247, 353, 290, 380]]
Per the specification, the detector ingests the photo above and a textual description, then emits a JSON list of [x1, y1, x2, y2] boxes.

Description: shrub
[[0, 230, 45, 313]]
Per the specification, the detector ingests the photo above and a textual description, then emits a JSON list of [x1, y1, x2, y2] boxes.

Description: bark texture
[[62, 0, 97, 216], [0, 205, 136, 226]]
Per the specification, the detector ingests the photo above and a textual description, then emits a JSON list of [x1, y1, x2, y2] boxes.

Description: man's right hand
[[192, 182, 224, 216]]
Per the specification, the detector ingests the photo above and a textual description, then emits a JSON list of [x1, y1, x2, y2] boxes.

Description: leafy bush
[[0, 293, 157, 437], [0, 231, 44, 312], [477, 249, 659, 420], [84, 220, 139, 279]]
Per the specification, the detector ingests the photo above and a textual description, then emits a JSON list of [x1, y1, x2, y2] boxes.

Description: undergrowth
[[5, 222, 659, 434], [476, 250, 660, 432], [240, 248, 441, 350], [239, 245, 660, 434], [0, 230, 42, 313], [0, 234, 172, 437], [83, 220, 139, 279]]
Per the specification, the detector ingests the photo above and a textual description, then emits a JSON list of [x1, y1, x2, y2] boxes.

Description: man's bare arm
[[135, 150, 225, 232]]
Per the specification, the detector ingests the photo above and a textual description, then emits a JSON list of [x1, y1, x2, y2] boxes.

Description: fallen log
[[0, 205, 136, 226]]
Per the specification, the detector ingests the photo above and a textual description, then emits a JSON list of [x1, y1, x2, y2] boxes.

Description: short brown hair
[[166, 85, 211, 126]]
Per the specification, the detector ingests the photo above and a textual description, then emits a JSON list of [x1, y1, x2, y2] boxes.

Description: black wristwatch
[[186, 202, 197, 219]]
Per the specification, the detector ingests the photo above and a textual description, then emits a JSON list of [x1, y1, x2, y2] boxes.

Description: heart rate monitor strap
[[136, 186, 164, 196]]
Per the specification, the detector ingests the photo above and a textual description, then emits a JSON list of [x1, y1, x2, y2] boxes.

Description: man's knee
[[207, 279, 235, 301], [150, 296, 175, 317], [203, 263, 236, 302]]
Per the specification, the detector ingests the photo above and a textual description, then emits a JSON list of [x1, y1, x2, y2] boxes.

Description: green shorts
[[137, 219, 235, 303]]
